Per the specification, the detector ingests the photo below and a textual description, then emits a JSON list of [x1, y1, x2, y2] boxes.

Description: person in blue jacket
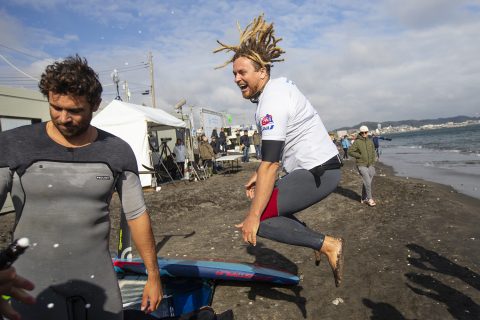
[[341, 135, 351, 160]]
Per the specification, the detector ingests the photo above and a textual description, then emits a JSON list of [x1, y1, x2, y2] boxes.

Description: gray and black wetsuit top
[[0, 123, 146, 320]]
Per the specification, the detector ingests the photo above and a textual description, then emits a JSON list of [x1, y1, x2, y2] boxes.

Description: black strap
[[309, 155, 342, 187]]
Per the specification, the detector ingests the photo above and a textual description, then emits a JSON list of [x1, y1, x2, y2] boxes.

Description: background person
[[210, 135, 221, 155], [349, 125, 377, 207], [0, 55, 162, 319], [210, 136, 221, 173], [341, 135, 351, 160], [219, 127, 227, 155], [199, 135, 215, 177], [252, 130, 261, 160], [372, 133, 380, 159], [240, 130, 251, 163], [214, 14, 344, 287], [173, 138, 186, 177]]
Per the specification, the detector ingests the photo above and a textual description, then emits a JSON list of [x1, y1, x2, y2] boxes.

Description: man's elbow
[[127, 210, 149, 223]]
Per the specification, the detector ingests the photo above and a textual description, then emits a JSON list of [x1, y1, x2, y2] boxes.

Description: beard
[[52, 116, 92, 138], [52, 120, 90, 138]]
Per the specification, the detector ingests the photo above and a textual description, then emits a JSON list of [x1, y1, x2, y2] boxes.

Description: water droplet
[[90, 275, 95, 279], [85, 303, 91, 309], [47, 303, 54, 309], [48, 184, 53, 188], [33, 243, 38, 247], [53, 243, 59, 248]]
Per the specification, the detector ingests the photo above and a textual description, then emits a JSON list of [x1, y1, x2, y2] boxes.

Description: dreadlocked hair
[[213, 14, 285, 72]]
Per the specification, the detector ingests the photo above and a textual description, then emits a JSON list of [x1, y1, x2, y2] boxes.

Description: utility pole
[[123, 80, 130, 102], [148, 51, 156, 108], [111, 69, 121, 101]]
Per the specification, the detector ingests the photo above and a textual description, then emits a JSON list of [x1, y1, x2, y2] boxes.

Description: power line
[[0, 43, 47, 60], [0, 54, 39, 81]]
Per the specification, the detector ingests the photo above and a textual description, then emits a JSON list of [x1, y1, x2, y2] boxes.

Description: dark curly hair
[[39, 54, 102, 108]]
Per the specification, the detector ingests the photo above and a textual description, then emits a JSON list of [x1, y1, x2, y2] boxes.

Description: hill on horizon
[[335, 115, 480, 131]]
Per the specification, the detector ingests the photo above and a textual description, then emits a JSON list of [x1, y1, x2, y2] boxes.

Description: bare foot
[[319, 236, 345, 287]]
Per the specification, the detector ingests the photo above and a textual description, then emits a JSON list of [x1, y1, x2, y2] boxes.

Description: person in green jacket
[[348, 125, 377, 206]]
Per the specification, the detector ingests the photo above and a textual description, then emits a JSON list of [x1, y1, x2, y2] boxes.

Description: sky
[[1, 0, 479, 130]]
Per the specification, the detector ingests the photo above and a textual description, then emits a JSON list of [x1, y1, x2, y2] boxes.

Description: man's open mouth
[[238, 84, 248, 91]]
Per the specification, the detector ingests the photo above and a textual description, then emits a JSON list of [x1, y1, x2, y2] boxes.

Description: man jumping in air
[[214, 15, 345, 287]]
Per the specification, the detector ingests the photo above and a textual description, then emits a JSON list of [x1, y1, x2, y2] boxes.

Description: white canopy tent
[[91, 100, 186, 187]]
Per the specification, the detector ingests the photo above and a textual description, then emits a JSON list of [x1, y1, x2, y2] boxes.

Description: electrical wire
[[0, 54, 39, 81], [0, 43, 46, 60]]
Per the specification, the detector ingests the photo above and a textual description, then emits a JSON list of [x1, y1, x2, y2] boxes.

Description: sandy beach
[[1, 158, 479, 319]]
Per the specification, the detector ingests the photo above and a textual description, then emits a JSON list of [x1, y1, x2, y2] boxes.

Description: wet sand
[[1, 159, 479, 319]]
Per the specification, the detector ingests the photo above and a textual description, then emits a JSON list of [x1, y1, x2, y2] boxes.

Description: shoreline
[[376, 159, 480, 207], [378, 146, 480, 200]]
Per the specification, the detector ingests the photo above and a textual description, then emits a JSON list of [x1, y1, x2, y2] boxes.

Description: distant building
[[0, 86, 49, 132], [336, 130, 348, 138]]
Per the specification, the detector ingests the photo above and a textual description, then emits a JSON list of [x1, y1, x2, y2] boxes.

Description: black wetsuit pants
[[257, 168, 341, 251]]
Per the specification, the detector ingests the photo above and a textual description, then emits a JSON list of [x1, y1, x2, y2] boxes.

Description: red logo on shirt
[[260, 114, 274, 131]]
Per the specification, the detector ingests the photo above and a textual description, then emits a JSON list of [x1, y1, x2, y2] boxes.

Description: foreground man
[[0, 55, 161, 319], [215, 15, 345, 286]]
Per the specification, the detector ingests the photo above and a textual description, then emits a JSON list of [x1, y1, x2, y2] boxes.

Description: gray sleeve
[[0, 167, 13, 209], [116, 171, 147, 220]]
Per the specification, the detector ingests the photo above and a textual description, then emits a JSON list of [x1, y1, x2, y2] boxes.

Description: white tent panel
[[92, 100, 186, 187]]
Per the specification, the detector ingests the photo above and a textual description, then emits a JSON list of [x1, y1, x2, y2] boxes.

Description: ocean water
[[377, 124, 480, 200]]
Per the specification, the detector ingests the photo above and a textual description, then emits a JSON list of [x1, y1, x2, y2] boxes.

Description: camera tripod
[[151, 141, 183, 183]]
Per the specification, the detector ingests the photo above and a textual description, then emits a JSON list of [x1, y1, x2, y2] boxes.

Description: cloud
[[382, 0, 479, 29], [1, 1, 480, 129]]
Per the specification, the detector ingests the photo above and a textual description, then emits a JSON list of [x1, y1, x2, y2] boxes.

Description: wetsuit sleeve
[[116, 171, 147, 220], [261, 140, 284, 163], [0, 167, 13, 209]]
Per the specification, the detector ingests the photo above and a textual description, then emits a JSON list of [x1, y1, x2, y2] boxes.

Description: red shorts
[[260, 188, 279, 221]]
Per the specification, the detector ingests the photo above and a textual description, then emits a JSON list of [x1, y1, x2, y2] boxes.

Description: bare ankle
[[320, 236, 340, 255]]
